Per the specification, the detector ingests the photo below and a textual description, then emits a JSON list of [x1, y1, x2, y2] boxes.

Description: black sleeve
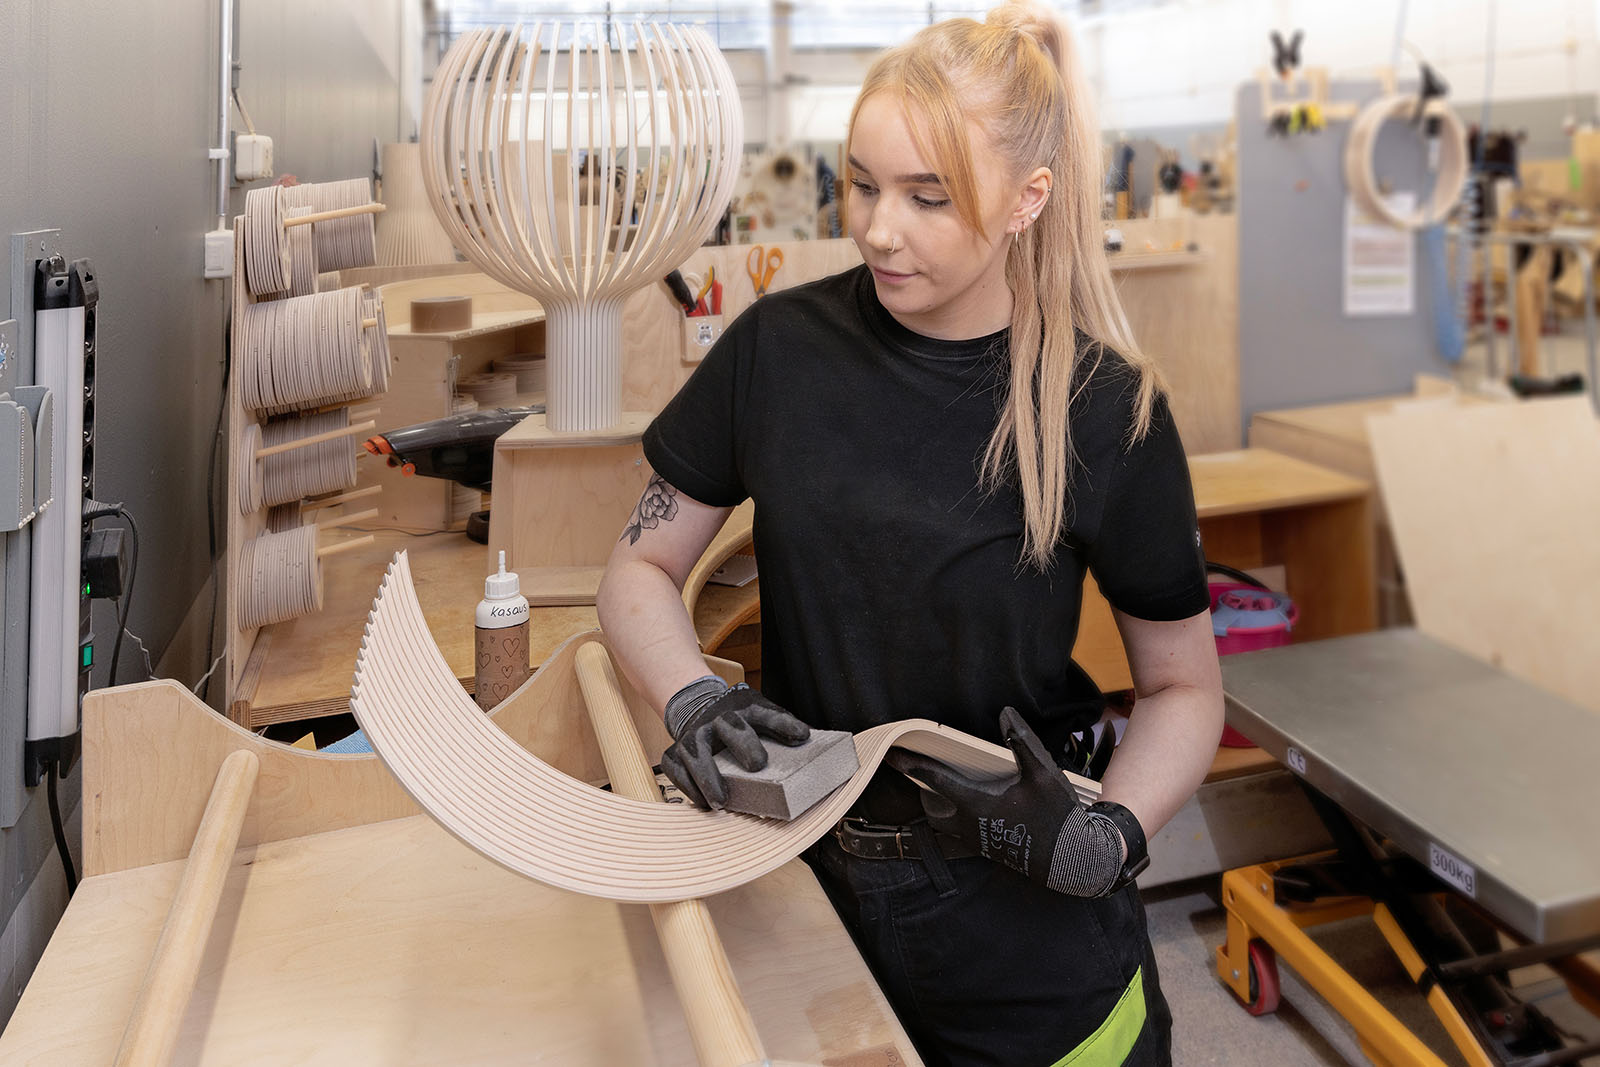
[[640, 308, 755, 508], [1086, 394, 1211, 622]]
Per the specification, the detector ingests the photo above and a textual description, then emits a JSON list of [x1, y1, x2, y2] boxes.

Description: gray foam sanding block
[[713, 729, 860, 820]]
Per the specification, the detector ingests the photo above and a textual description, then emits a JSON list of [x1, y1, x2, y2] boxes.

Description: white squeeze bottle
[[474, 551, 531, 710]]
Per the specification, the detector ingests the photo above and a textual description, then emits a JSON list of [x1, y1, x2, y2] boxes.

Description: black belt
[[832, 817, 980, 861]]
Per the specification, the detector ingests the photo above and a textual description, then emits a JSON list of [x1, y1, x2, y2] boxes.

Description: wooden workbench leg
[[114, 749, 260, 1067], [575, 642, 768, 1067]]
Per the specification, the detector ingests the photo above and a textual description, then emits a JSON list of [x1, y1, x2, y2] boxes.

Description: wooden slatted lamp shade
[[420, 22, 744, 431]]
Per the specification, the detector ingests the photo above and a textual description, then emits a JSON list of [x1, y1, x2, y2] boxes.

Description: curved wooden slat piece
[[349, 551, 1098, 902]]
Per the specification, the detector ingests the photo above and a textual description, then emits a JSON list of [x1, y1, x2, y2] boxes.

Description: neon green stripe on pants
[[1049, 966, 1146, 1067]]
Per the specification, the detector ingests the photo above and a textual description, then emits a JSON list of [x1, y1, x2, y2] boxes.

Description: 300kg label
[[1429, 843, 1477, 898]]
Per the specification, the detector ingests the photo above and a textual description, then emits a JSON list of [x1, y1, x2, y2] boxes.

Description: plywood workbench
[[234, 503, 759, 729], [0, 654, 922, 1065]]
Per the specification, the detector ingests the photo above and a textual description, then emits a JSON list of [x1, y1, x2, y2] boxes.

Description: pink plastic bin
[[1210, 581, 1299, 747]]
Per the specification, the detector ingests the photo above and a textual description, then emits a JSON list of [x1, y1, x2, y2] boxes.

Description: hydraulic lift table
[[1216, 628, 1600, 1066]]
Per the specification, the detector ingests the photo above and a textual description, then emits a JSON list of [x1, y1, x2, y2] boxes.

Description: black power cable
[[202, 320, 231, 703], [82, 500, 141, 684], [105, 507, 139, 686], [1205, 560, 1271, 590], [47, 763, 77, 896]]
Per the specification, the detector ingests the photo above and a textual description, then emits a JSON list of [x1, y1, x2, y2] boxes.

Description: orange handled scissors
[[746, 245, 784, 298]]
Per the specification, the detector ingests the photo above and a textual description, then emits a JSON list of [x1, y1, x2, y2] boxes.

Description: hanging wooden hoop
[[1343, 94, 1468, 230], [349, 552, 1099, 903]]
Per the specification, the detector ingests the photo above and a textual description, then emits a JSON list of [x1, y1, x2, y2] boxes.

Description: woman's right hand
[[661, 681, 810, 810]]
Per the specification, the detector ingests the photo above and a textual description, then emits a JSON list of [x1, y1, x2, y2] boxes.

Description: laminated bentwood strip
[[349, 551, 1099, 903]]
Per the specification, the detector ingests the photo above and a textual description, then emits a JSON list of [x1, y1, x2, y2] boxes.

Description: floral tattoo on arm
[[621, 474, 680, 545]]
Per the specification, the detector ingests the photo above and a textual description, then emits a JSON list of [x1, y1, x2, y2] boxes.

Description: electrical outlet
[[234, 133, 274, 182], [204, 229, 233, 279]]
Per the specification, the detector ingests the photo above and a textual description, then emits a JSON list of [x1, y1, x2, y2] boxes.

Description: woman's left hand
[[886, 707, 1130, 897]]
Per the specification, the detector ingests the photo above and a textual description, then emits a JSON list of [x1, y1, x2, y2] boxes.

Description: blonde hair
[[847, 1, 1166, 570]]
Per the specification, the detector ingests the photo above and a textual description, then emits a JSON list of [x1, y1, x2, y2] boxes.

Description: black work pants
[[805, 836, 1172, 1067]]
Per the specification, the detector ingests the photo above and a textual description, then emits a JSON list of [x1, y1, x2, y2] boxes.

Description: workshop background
[[1, 0, 1599, 1062]]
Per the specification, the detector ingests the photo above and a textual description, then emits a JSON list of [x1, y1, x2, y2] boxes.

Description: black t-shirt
[[644, 264, 1208, 759]]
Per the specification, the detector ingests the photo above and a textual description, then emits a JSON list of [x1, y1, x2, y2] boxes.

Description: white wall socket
[[234, 133, 274, 182], [204, 229, 234, 279]]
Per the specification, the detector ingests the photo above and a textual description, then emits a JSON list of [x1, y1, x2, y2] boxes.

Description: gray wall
[[0, 0, 409, 1020], [1236, 78, 1450, 427]]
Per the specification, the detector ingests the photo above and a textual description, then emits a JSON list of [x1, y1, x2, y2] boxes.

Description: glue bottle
[[474, 551, 530, 711]]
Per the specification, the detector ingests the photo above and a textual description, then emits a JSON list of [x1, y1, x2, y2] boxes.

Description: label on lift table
[[1285, 746, 1308, 775], [1429, 843, 1477, 898]]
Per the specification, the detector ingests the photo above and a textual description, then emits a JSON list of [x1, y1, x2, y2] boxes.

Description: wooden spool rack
[[224, 178, 392, 724]]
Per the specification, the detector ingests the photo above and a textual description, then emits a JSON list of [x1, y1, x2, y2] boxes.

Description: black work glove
[[660, 677, 810, 810], [885, 707, 1129, 897]]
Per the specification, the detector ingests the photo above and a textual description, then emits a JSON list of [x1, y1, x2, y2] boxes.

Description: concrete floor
[[1144, 876, 1599, 1066]]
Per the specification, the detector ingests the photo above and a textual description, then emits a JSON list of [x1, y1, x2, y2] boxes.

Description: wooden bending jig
[[348, 550, 1100, 903]]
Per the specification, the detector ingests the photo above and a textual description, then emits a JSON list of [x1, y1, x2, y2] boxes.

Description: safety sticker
[[1429, 843, 1476, 898]]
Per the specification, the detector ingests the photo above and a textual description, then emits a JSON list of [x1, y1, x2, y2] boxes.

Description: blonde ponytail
[[849, 2, 1166, 571]]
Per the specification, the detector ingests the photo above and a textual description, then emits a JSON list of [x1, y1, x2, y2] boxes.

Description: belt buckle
[[839, 816, 910, 860]]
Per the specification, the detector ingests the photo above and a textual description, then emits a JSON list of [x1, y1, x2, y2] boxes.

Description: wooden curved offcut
[[350, 551, 1099, 903]]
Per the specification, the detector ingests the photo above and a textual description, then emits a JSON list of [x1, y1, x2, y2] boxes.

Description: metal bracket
[[2, 230, 62, 827]]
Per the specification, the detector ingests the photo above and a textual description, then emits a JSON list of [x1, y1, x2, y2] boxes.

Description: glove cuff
[[1044, 806, 1123, 898], [664, 675, 731, 738]]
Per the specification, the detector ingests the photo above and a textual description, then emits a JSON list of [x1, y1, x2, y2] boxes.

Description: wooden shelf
[[496, 409, 653, 449], [1108, 248, 1211, 271], [1189, 448, 1372, 519]]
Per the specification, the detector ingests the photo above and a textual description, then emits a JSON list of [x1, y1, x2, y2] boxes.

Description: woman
[[597, 5, 1223, 1064]]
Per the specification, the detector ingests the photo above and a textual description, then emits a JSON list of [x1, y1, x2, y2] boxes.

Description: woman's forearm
[[1096, 682, 1224, 839], [595, 558, 722, 714]]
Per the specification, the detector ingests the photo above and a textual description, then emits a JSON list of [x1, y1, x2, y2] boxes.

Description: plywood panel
[[6, 818, 919, 1065], [1368, 396, 1600, 716], [84, 625, 730, 878], [488, 441, 652, 570], [1116, 212, 1240, 455], [620, 238, 868, 416]]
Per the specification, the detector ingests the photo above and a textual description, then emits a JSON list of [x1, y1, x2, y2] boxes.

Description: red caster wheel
[[1244, 939, 1281, 1016]]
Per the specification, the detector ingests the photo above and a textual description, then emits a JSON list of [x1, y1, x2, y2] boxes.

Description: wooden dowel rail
[[573, 643, 767, 1067], [112, 750, 260, 1067], [254, 420, 376, 460], [301, 484, 383, 512], [317, 535, 375, 560], [313, 507, 379, 532], [281, 202, 387, 228]]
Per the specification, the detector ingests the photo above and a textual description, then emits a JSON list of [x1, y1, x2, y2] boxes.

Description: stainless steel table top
[[1221, 628, 1600, 943]]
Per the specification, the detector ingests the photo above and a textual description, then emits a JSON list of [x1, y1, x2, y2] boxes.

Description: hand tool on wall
[[664, 270, 698, 315], [746, 245, 783, 298]]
